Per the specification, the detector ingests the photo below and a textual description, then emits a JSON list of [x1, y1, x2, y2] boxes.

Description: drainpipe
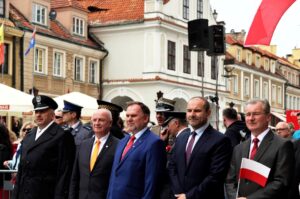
[[98, 49, 109, 100], [12, 36, 16, 88], [20, 34, 25, 91]]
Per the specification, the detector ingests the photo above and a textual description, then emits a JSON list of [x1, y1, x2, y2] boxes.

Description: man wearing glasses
[[225, 99, 295, 199], [275, 122, 292, 139], [62, 100, 93, 146], [54, 109, 65, 126]]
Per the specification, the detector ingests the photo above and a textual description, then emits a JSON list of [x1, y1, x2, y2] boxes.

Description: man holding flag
[[225, 99, 295, 199]]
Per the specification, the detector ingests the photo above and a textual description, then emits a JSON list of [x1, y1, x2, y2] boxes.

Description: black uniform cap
[[32, 95, 58, 111]]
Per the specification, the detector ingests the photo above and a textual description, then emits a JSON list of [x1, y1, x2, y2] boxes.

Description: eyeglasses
[[55, 116, 63, 119], [275, 128, 288, 132], [22, 128, 32, 132]]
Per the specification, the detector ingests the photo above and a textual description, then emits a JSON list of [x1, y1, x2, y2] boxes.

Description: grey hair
[[245, 99, 270, 114]]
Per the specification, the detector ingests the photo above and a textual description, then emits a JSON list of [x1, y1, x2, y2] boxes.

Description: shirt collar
[[94, 133, 110, 144], [251, 128, 269, 142], [38, 121, 54, 132], [132, 127, 148, 140], [189, 122, 210, 135]]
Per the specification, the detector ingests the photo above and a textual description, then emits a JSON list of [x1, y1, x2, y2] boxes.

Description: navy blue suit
[[168, 125, 232, 199], [107, 129, 166, 199]]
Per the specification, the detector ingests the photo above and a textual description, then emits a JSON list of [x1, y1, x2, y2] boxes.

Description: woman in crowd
[[0, 123, 13, 199], [3, 122, 35, 170]]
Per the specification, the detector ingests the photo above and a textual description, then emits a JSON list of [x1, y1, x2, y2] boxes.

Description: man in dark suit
[[13, 95, 75, 199], [97, 100, 125, 139], [62, 100, 93, 146], [225, 99, 295, 199], [107, 101, 166, 199], [223, 108, 247, 147], [168, 96, 232, 199], [69, 108, 119, 199]]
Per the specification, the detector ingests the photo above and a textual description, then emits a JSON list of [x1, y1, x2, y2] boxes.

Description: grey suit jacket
[[225, 130, 295, 199], [69, 133, 119, 199]]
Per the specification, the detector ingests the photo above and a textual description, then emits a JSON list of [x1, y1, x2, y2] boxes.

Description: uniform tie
[[186, 132, 197, 163], [90, 139, 100, 171], [121, 136, 136, 160], [250, 138, 259, 160]]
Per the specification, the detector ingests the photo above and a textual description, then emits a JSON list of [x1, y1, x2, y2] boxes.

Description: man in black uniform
[[97, 100, 125, 139], [13, 95, 75, 199]]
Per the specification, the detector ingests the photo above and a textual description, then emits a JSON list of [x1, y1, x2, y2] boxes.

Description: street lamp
[[213, 9, 218, 21]]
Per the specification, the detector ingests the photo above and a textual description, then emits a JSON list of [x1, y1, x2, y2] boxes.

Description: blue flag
[[25, 27, 36, 56]]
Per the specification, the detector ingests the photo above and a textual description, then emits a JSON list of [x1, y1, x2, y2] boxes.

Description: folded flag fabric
[[0, 24, 4, 65], [244, 0, 296, 46], [25, 27, 36, 56], [239, 158, 270, 187]]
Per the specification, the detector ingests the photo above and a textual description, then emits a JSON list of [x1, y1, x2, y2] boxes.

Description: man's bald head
[[275, 122, 291, 139]]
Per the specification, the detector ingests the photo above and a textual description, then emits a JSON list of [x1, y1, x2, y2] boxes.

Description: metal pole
[[215, 56, 219, 130]]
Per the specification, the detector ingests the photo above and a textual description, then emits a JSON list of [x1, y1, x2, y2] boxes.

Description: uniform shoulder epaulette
[[83, 125, 92, 131]]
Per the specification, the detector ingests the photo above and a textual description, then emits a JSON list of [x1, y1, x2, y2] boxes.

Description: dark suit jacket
[[225, 130, 295, 199], [13, 122, 75, 199], [289, 139, 300, 199], [168, 125, 232, 199], [69, 133, 119, 199], [107, 129, 166, 199]]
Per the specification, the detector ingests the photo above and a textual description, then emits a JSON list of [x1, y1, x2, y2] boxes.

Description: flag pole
[[236, 177, 241, 199]]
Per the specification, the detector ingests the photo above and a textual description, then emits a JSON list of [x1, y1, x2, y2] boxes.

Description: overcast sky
[[210, 0, 300, 57]]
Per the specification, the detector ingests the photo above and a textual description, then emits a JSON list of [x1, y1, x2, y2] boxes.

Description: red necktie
[[121, 136, 136, 160], [186, 132, 196, 163], [250, 138, 259, 160]]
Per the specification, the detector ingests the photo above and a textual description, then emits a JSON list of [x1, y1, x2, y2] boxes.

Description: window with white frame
[[73, 17, 84, 36], [270, 60, 276, 73], [34, 46, 47, 74], [271, 84, 276, 103], [197, 0, 203, 18], [293, 96, 297, 109], [233, 75, 238, 94], [167, 40, 176, 71], [255, 56, 260, 68], [264, 59, 269, 71], [244, 77, 250, 96], [254, 79, 259, 98], [89, 59, 99, 84], [53, 50, 65, 77], [226, 79, 231, 91], [298, 98, 300, 109], [197, 51, 204, 77], [32, 3, 47, 25], [263, 82, 268, 100], [277, 86, 282, 104], [183, 0, 189, 20], [290, 96, 293, 109], [246, 52, 252, 65], [0, 0, 4, 17], [286, 95, 290, 109], [237, 49, 241, 62], [74, 56, 84, 81], [183, 45, 191, 74]]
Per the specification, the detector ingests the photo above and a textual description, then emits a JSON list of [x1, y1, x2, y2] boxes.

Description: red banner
[[286, 110, 300, 130]]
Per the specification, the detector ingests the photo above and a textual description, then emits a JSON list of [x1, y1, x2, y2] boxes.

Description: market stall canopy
[[54, 92, 98, 117], [0, 83, 34, 113]]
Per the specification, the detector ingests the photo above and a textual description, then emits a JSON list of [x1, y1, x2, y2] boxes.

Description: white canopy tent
[[0, 83, 34, 113], [54, 92, 98, 117]]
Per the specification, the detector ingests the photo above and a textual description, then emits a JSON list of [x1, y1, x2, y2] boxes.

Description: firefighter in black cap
[[13, 95, 75, 199], [62, 100, 93, 146], [97, 100, 125, 139]]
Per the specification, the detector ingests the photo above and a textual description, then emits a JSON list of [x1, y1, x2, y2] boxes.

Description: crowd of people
[[0, 94, 300, 199]]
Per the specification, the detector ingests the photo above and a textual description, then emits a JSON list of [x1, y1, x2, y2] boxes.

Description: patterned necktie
[[186, 132, 197, 163], [121, 136, 136, 160], [90, 139, 100, 171], [250, 138, 259, 160]]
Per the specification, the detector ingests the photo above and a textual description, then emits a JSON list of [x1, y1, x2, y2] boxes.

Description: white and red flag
[[244, 0, 296, 46], [239, 158, 270, 187]]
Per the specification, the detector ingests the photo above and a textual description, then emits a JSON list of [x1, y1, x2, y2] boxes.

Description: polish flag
[[239, 158, 270, 187], [244, 0, 296, 46]]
